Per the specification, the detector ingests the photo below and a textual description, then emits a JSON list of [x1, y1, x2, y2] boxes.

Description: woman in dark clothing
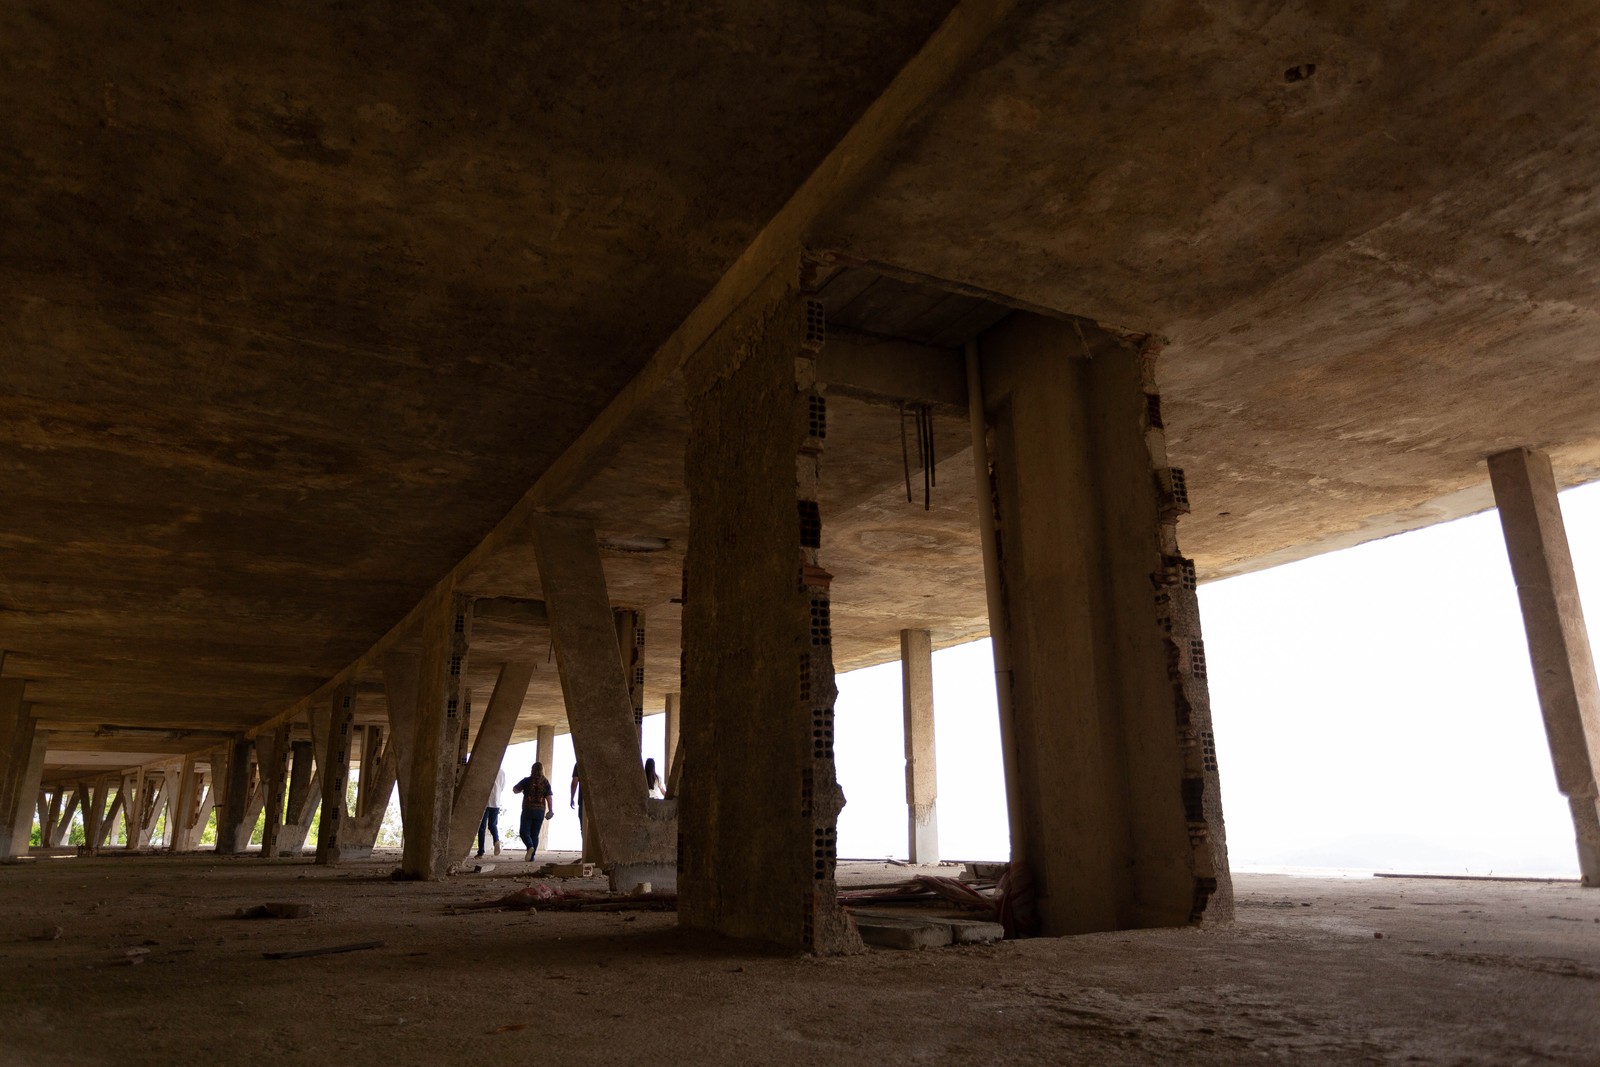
[[512, 762, 554, 862]]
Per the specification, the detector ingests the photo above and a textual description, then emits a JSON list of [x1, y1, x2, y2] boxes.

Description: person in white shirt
[[476, 767, 507, 858]]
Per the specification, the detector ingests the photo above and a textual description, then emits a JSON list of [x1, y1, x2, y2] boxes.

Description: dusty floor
[[0, 853, 1596, 1065]]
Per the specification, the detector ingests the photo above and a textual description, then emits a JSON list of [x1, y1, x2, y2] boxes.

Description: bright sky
[[496, 481, 1599, 877]]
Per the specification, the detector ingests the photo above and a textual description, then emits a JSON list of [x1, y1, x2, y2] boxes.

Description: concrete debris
[[547, 862, 596, 879]]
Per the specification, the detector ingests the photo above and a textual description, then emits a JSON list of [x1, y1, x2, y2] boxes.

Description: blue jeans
[[476, 807, 499, 855], [519, 807, 544, 854]]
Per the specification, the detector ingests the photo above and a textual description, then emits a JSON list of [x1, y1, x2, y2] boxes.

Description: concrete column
[[313, 685, 355, 864], [356, 725, 382, 816], [9, 731, 47, 855], [213, 738, 253, 855], [40, 789, 62, 848], [978, 315, 1230, 935], [1488, 447, 1600, 886], [900, 629, 939, 864], [345, 724, 399, 857], [0, 681, 41, 858], [49, 787, 81, 846], [614, 609, 645, 738], [447, 661, 535, 863], [276, 740, 319, 855], [383, 652, 420, 824], [679, 266, 857, 953], [134, 770, 169, 849], [663, 692, 681, 784], [532, 516, 676, 890], [399, 587, 466, 880], [535, 725, 556, 772], [169, 756, 200, 852], [453, 690, 473, 794], [256, 725, 289, 858], [80, 781, 103, 851], [94, 785, 121, 849], [126, 767, 151, 850]]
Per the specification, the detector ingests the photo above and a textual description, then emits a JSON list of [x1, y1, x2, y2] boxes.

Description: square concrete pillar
[[276, 739, 319, 856], [313, 685, 355, 864], [679, 263, 859, 953], [1488, 447, 1600, 885], [213, 738, 254, 855], [663, 692, 680, 783], [400, 587, 467, 880], [168, 755, 202, 852], [0, 680, 40, 858], [978, 314, 1230, 935], [900, 629, 939, 864], [533, 517, 675, 890], [8, 732, 46, 856], [255, 727, 288, 858], [535, 725, 556, 773]]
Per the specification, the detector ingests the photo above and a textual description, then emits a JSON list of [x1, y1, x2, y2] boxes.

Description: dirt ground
[[0, 852, 1596, 1065]]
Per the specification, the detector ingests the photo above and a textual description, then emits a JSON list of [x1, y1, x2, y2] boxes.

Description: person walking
[[512, 762, 554, 862], [476, 766, 506, 858]]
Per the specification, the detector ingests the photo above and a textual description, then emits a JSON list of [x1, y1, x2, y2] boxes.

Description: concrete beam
[[532, 516, 675, 891], [1488, 447, 1600, 886], [900, 629, 939, 864], [817, 332, 966, 413], [472, 597, 549, 627]]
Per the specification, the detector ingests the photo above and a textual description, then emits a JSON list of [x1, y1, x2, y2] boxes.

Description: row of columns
[[6, 267, 1598, 955]]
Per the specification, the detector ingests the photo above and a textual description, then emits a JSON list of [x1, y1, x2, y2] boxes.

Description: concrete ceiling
[[6, 0, 1600, 777]]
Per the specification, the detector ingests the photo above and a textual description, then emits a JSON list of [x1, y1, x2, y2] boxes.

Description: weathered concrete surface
[[1489, 448, 1600, 885], [679, 265, 858, 953], [981, 314, 1227, 934], [398, 589, 460, 881], [819, 0, 1600, 579], [0, 0, 959, 753]]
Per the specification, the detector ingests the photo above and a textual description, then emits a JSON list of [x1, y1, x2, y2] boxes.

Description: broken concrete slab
[[851, 913, 953, 950]]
